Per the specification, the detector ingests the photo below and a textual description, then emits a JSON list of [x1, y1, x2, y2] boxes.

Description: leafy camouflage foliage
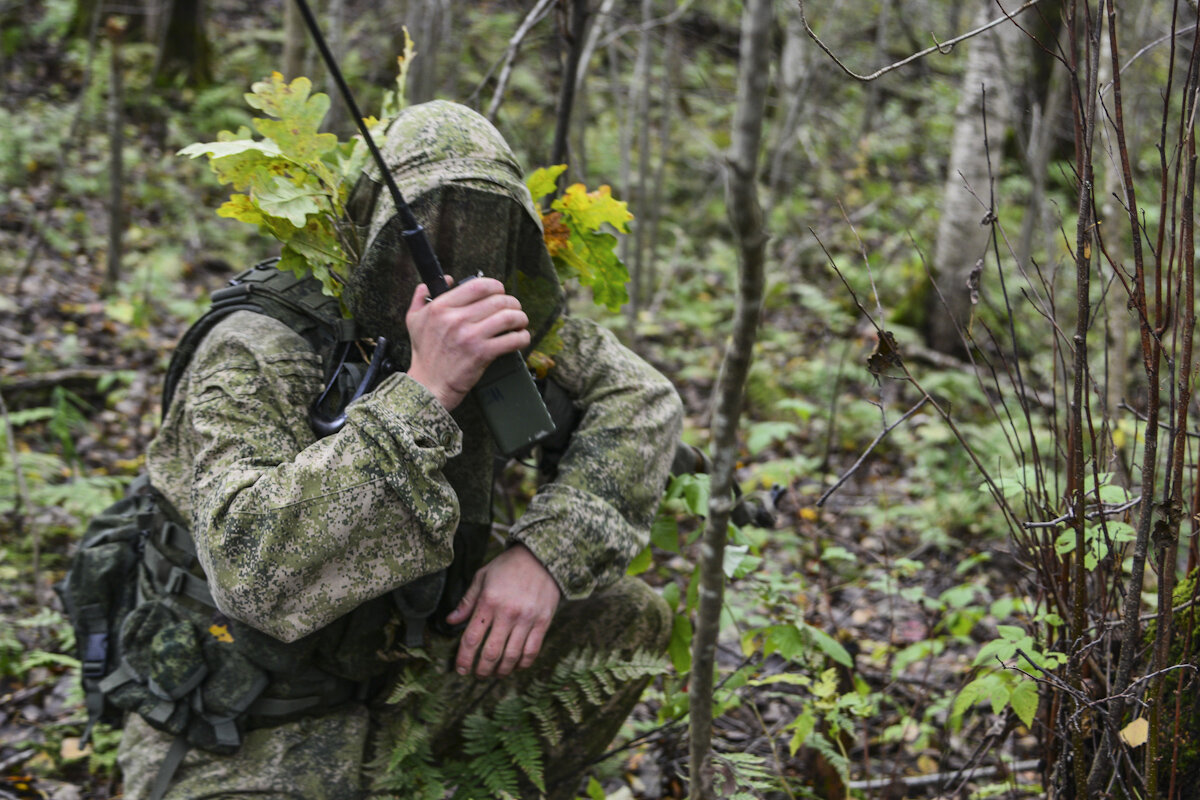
[[178, 73, 374, 305], [526, 165, 633, 312]]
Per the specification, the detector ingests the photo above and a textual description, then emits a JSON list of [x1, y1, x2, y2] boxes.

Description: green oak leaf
[[246, 73, 338, 162], [566, 228, 629, 311], [526, 164, 567, 203], [216, 193, 266, 226], [255, 176, 323, 227], [554, 183, 632, 233], [177, 138, 282, 161]]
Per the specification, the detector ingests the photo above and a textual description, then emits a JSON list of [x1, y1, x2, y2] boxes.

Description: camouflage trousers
[[118, 577, 671, 800]]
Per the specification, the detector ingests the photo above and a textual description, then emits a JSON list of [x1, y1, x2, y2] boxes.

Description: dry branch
[[795, 0, 1048, 82]]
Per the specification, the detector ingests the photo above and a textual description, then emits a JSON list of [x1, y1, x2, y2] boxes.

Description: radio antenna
[[292, 0, 448, 296]]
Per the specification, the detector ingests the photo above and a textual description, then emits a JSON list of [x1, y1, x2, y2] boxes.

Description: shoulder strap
[[161, 259, 357, 418]]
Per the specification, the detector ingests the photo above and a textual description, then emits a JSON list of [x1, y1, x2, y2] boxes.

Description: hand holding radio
[[406, 277, 531, 411]]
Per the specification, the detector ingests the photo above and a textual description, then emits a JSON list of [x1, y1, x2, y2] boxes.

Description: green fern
[[372, 646, 666, 799]]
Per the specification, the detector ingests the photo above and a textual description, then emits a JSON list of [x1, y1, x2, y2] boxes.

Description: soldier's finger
[[455, 610, 490, 675], [518, 620, 548, 670], [446, 575, 483, 626], [496, 620, 532, 677], [474, 620, 511, 678], [434, 275, 502, 307]]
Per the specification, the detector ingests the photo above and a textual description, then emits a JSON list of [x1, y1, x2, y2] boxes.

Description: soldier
[[115, 100, 682, 799]]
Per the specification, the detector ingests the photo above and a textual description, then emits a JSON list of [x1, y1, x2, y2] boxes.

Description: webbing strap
[[98, 660, 138, 694], [143, 540, 215, 607], [149, 735, 190, 800]]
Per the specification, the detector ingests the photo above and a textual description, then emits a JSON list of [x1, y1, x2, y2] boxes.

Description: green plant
[[373, 647, 667, 799]]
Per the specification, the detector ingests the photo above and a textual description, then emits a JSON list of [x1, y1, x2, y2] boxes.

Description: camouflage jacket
[[146, 310, 682, 647]]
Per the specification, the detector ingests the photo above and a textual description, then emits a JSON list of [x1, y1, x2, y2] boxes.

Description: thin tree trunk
[[1146, 26, 1198, 796], [569, 0, 619, 181], [631, 0, 654, 317], [486, 0, 556, 122], [105, 17, 125, 295], [408, 0, 443, 104], [325, 0, 347, 134], [642, 20, 677, 307], [623, 0, 652, 329], [550, 0, 589, 175], [284, 0, 305, 78], [154, 0, 210, 86], [1063, 3, 1100, 796], [687, 0, 771, 796]]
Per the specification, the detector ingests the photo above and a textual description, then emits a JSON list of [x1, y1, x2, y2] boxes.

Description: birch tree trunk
[[924, 0, 1022, 354], [687, 0, 771, 796]]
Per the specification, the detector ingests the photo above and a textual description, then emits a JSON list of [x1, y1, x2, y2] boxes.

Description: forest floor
[[0, 243, 1044, 799]]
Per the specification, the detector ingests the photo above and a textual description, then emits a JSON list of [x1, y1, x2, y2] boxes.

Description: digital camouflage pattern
[[118, 578, 671, 800], [125, 99, 683, 797]]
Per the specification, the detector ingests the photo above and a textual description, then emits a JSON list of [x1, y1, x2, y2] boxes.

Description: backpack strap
[[161, 258, 357, 418]]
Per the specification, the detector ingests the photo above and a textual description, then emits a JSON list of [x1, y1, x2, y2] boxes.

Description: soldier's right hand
[[405, 277, 530, 411]]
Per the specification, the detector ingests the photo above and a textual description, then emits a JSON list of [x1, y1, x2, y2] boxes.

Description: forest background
[[2, 0, 1199, 798]]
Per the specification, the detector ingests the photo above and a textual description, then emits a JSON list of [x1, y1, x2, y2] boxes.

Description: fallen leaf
[[1119, 717, 1149, 747], [60, 737, 92, 760]]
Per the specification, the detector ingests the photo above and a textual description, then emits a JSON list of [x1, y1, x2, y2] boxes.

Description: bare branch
[[485, 0, 556, 122], [795, 0, 1048, 82], [817, 397, 930, 506]]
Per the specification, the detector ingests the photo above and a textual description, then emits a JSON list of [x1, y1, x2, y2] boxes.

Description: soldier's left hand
[[446, 543, 562, 677]]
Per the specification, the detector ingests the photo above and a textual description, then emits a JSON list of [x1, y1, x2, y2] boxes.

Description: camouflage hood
[[344, 100, 564, 356]]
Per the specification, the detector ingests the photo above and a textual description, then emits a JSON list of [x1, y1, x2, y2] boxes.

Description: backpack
[[54, 260, 378, 796]]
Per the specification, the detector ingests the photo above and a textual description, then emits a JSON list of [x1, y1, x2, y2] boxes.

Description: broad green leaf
[[245, 73, 339, 161], [997, 625, 1027, 642], [748, 672, 811, 688], [951, 679, 983, 729], [526, 165, 567, 203], [661, 582, 681, 612], [804, 623, 853, 668], [671, 474, 710, 517], [722, 545, 750, 579], [820, 546, 856, 563], [787, 709, 817, 755], [761, 624, 806, 662], [217, 193, 266, 226], [255, 176, 324, 227], [1097, 483, 1131, 503], [586, 777, 606, 800], [668, 613, 692, 674], [973, 637, 1017, 667], [555, 183, 632, 233], [566, 229, 629, 310], [177, 138, 282, 160], [651, 513, 680, 553], [745, 420, 800, 455], [626, 545, 652, 576], [988, 681, 1011, 715], [1009, 678, 1038, 727], [210, 148, 290, 193]]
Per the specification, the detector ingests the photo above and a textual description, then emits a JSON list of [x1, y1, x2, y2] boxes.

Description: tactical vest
[[58, 259, 496, 799]]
